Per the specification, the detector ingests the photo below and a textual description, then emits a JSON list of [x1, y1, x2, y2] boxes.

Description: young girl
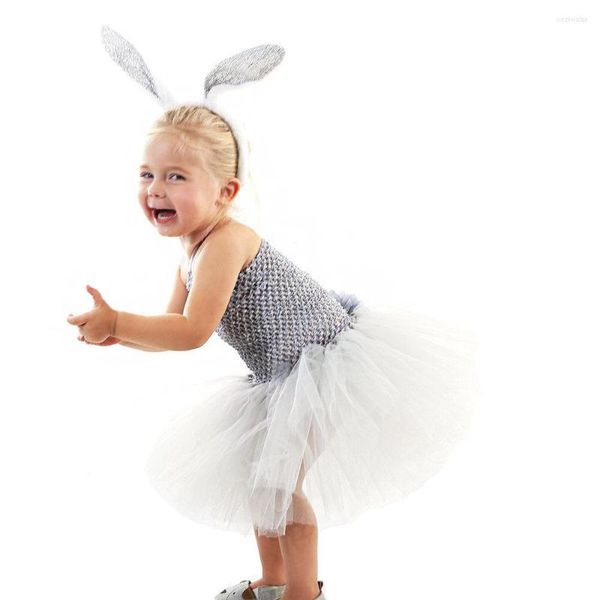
[[67, 28, 480, 600]]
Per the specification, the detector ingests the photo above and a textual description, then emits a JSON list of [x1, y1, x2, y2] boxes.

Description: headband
[[100, 25, 286, 187]]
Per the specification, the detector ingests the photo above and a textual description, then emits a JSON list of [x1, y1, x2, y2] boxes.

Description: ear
[[101, 25, 175, 108], [219, 177, 242, 204], [204, 44, 286, 97]]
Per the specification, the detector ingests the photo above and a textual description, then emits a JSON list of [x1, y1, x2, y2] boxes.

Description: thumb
[[86, 284, 105, 307]]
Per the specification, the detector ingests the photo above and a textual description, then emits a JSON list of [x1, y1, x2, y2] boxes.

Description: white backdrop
[[2, 1, 599, 599]]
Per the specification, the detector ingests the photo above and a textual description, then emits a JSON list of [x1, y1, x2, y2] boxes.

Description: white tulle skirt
[[144, 299, 480, 538]]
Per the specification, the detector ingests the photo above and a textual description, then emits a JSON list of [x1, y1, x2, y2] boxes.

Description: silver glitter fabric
[[101, 25, 172, 107], [100, 25, 286, 187], [186, 239, 360, 384], [204, 44, 286, 96]]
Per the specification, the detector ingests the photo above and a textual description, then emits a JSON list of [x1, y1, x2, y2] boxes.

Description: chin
[[156, 228, 180, 237]]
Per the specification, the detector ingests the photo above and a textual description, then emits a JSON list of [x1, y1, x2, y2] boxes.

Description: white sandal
[[214, 579, 286, 600], [214, 579, 325, 600], [314, 580, 326, 599]]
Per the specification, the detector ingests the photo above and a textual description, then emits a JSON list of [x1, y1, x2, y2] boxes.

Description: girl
[[67, 28, 480, 600]]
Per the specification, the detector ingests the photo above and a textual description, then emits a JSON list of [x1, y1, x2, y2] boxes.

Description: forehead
[[141, 135, 200, 171]]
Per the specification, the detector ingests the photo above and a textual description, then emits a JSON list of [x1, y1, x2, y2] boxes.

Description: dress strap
[[188, 241, 203, 271], [186, 220, 224, 286], [187, 241, 204, 287]]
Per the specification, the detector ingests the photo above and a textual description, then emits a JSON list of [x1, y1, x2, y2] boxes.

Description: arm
[[118, 260, 190, 352], [114, 311, 195, 351], [116, 230, 247, 351], [118, 340, 165, 352]]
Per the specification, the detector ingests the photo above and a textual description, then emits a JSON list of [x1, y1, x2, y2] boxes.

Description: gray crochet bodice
[[186, 238, 360, 384]]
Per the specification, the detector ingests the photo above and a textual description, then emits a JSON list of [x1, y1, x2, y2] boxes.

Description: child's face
[[138, 134, 226, 237]]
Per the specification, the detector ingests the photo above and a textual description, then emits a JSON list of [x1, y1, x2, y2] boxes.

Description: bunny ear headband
[[100, 25, 286, 187]]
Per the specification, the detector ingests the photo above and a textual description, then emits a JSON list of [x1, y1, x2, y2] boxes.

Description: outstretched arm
[[116, 228, 249, 351], [77, 333, 164, 352], [118, 340, 165, 352], [68, 285, 196, 351], [114, 311, 197, 351], [118, 260, 190, 352], [68, 228, 248, 352]]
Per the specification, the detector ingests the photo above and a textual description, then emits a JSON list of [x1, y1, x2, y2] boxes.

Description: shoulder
[[181, 219, 261, 282], [209, 219, 262, 272]]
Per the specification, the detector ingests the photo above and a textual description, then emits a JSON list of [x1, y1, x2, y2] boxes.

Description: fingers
[[67, 313, 89, 326], [86, 284, 104, 306], [68, 283, 104, 325], [69, 284, 110, 343]]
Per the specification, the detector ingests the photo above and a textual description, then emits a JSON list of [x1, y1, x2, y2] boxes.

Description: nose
[[148, 180, 165, 197]]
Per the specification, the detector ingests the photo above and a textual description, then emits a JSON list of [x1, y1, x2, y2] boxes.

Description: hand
[[67, 284, 119, 344], [77, 334, 121, 346]]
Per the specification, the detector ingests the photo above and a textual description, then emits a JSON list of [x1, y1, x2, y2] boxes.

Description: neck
[[183, 214, 231, 258]]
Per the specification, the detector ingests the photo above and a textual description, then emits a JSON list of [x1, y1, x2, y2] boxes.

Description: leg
[[278, 462, 321, 600], [250, 526, 287, 589]]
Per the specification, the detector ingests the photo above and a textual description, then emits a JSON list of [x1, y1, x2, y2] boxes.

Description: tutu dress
[[144, 237, 480, 538]]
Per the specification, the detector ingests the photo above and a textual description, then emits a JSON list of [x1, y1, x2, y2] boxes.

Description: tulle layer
[[144, 301, 480, 537]]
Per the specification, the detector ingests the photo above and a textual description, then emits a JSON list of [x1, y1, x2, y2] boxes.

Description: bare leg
[[250, 526, 287, 589], [278, 462, 321, 600]]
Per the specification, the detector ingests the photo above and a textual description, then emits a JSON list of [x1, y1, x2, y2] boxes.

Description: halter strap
[[186, 220, 224, 286]]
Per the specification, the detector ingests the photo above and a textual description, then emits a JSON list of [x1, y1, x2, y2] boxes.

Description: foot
[[250, 577, 287, 590], [280, 581, 322, 600]]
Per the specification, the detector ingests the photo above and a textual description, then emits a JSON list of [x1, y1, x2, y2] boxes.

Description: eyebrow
[[139, 164, 193, 174]]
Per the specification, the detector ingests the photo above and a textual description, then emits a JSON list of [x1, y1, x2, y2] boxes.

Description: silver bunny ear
[[101, 25, 174, 108], [204, 44, 286, 97], [100, 27, 286, 187]]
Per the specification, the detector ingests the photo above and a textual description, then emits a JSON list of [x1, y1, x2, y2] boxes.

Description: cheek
[[138, 194, 152, 218], [174, 197, 198, 215]]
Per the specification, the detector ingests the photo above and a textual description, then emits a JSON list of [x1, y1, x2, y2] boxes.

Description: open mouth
[[152, 208, 177, 224]]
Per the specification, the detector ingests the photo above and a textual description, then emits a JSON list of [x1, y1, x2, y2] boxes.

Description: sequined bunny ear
[[204, 44, 286, 97], [100, 26, 286, 188], [101, 25, 175, 108]]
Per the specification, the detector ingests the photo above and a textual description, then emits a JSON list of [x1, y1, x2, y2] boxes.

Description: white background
[[2, 1, 599, 599]]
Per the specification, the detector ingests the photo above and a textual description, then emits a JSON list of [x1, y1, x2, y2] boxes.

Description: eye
[[139, 172, 185, 181]]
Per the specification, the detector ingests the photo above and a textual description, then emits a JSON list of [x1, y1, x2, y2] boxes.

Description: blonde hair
[[146, 104, 241, 218]]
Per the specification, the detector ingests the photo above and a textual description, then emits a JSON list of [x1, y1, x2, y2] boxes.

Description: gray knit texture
[[101, 25, 172, 106], [204, 44, 286, 97], [187, 239, 359, 384]]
